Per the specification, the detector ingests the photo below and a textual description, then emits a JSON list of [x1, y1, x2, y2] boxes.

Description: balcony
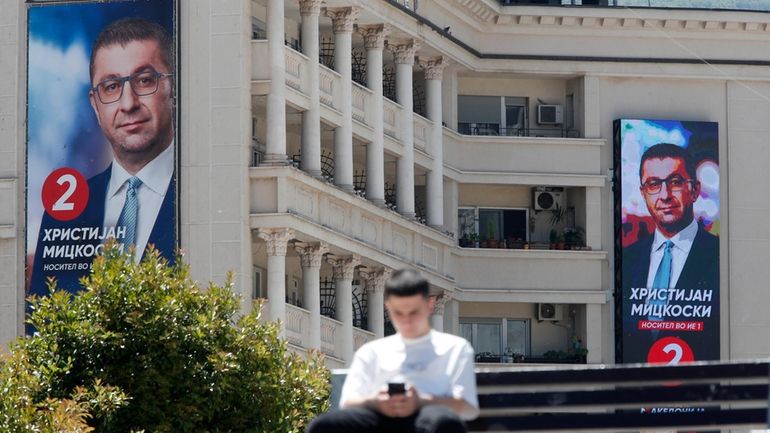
[[443, 128, 604, 175], [453, 247, 606, 296], [249, 166, 456, 285], [251, 40, 438, 162], [284, 303, 375, 369]]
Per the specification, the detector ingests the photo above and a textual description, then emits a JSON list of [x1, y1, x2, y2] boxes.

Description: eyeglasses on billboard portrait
[[640, 175, 695, 195], [92, 70, 173, 104]]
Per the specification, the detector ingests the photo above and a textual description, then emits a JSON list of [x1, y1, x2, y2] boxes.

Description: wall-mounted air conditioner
[[537, 104, 564, 125], [537, 303, 564, 321], [534, 186, 564, 211]]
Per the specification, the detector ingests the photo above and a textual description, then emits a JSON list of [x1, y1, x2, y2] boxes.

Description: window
[[461, 318, 530, 362], [253, 266, 265, 299], [458, 207, 529, 242], [251, 18, 266, 40]]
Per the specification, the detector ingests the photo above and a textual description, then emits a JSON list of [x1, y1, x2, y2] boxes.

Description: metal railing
[[458, 122, 580, 138]]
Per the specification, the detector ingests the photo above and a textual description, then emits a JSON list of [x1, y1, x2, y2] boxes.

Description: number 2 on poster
[[42, 168, 89, 221], [647, 337, 694, 364]]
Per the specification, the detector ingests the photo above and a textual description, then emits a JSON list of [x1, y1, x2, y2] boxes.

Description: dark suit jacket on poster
[[29, 165, 176, 300], [621, 224, 720, 362]]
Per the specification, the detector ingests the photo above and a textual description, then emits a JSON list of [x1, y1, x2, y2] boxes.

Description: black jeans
[[306, 405, 467, 433]]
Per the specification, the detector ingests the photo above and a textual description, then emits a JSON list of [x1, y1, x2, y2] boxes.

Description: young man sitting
[[307, 269, 479, 433]]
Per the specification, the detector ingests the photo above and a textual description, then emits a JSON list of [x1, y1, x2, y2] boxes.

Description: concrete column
[[257, 228, 295, 335], [583, 75, 601, 139], [324, 7, 360, 192], [449, 298, 460, 336], [264, 0, 288, 164], [299, 0, 324, 177], [586, 303, 602, 364], [586, 186, 601, 250], [326, 255, 361, 364], [431, 291, 451, 332], [387, 39, 420, 219], [295, 242, 328, 350], [360, 267, 392, 339], [442, 66, 458, 131], [444, 178, 459, 238], [357, 24, 391, 207], [419, 56, 449, 229]]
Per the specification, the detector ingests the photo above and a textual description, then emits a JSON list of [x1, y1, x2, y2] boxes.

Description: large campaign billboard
[[26, 0, 177, 301], [614, 119, 720, 364]]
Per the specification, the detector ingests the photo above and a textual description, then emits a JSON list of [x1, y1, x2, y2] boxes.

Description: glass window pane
[[502, 209, 528, 242], [476, 323, 501, 356], [506, 320, 528, 356], [460, 323, 473, 344], [458, 208, 477, 239], [479, 209, 503, 241]]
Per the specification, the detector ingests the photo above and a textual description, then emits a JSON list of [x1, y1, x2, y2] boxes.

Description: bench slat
[[475, 361, 770, 387], [467, 408, 768, 433], [478, 384, 769, 411]]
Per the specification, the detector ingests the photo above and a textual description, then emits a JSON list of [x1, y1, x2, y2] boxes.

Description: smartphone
[[387, 382, 406, 396]]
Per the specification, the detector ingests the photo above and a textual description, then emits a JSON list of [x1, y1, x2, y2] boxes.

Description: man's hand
[[372, 386, 420, 418]]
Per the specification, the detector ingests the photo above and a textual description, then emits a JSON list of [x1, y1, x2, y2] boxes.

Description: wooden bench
[[330, 360, 770, 432]]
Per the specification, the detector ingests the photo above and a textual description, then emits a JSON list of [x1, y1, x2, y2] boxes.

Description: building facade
[[2, 0, 770, 368]]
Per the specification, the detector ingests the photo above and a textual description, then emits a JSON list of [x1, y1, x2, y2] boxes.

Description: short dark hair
[[639, 143, 697, 181], [89, 18, 173, 84], [384, 269, 429, 298]]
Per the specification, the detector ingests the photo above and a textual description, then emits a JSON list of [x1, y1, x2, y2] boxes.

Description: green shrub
[[14, 243, 330, 433], [0, 347, 129, 433]]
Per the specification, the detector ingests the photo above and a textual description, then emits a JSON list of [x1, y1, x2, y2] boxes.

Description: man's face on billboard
[[89, 39, 173, 174], [640, 156, 700, 237]]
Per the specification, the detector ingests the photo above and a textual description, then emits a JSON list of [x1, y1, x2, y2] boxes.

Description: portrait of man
[[616, 120, 721, 363], [28, 14, 176, 299]]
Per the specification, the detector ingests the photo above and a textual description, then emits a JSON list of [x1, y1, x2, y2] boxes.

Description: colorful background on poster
[[25, 0, 175, 294], [614, 119, 720, 364]]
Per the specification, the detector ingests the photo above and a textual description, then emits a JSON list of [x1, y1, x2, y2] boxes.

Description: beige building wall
[[1, 0, 769, 366], [0, 0, 22, 345], [180, 0, 253, 311], [597, 76, 730, 361], [725, 81, 770, 360]]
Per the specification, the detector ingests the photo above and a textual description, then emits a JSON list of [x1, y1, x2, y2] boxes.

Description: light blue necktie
[[117, 176, 142, 249], [648, 240, 674, 321]]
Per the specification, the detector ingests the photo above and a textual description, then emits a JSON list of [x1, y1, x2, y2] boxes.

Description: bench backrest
[[331, 360, 770, 432]]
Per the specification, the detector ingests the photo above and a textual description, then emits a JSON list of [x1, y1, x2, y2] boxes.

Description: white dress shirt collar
[[108, 142, 175, 200], [652, 218, 698, 255]]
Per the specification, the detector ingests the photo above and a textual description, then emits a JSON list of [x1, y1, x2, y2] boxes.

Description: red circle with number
[[647, 337, 695, 364], [41, 168, 89, 221]]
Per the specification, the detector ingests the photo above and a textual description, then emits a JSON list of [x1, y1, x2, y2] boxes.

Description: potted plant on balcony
[[563, 226, 585, 250], [549, 229, 558, 250], [469, 232, 480, 248], [486, 221, 498, 248], [556, 232, 566, 250]]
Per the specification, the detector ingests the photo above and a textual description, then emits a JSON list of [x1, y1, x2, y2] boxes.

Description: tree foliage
[[4, 243, 330, 432]]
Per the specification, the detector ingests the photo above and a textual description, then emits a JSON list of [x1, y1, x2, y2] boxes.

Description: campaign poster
[[26, 0, 177, 302], [614, 119, 720, 364]]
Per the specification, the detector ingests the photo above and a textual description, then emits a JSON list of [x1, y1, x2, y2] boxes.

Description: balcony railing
[[458, 122, 580, 138], [286, 304, 310, 348]]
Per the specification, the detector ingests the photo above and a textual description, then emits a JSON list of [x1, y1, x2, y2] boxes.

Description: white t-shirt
[[340, 329, 480, 420]]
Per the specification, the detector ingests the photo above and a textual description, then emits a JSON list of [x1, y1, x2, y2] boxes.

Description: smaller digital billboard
[[614, 119, 720, 364]]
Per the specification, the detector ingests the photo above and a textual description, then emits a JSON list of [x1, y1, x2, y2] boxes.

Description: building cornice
[[442, 0, 770, 34], [381, 0, 770, 67]]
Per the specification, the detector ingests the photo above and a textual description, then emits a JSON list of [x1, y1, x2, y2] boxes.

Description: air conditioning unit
[[534, 186, 564, 211], [538, 303, 564, 321], [537, 104, 563, 125]]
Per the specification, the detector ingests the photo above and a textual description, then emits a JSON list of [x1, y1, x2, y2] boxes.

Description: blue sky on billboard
[[620, 119, 720, 233], [26, 0, 173, 253]]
